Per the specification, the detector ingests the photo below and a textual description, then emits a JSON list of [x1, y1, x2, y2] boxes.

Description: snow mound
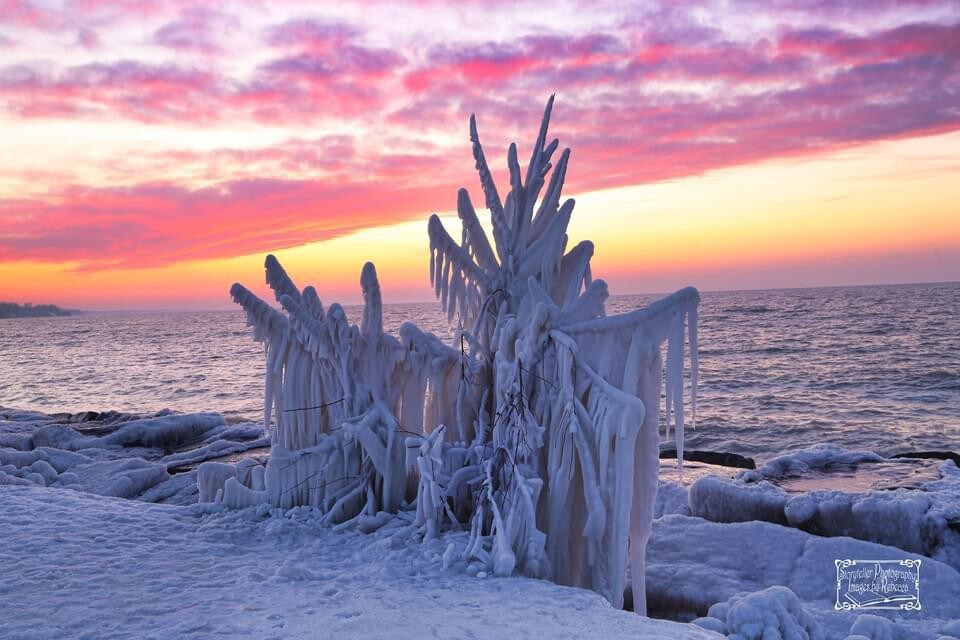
[[702, 586, 823, 640]]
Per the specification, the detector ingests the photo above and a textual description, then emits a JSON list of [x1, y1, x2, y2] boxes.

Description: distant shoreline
[[0, 302, 77, 319]]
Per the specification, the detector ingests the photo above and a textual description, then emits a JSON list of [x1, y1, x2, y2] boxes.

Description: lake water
[[1, 283, 958, 461]]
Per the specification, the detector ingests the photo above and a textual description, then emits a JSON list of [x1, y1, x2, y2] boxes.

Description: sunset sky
[[1, 0, 958, 310]]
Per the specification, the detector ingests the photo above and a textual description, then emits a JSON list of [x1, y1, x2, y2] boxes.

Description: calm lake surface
[[2, 283, 958, 460]]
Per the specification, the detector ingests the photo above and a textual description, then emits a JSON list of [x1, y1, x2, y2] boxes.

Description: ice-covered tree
[[211, 97, 699, 614]]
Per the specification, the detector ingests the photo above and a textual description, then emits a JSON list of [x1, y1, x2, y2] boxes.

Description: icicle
[[457, 188, 498, 274], [666, 311, 686, 480], [360, 262, 382, 339], [531, 148, 570, 239], [265, 254, 301, 303], [689, 303, 699, 429]]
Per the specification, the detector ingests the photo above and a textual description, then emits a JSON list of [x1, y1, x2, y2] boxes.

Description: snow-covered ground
[[0, 484, 717, 640]]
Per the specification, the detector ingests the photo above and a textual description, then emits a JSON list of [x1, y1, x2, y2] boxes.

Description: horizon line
[[14, 278, 958, 315]]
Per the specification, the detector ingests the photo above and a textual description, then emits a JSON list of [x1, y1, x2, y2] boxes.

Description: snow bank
[[0, 484, 722, 640]]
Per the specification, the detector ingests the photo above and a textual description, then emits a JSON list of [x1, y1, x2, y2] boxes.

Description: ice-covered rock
[[942, 620, 960, 638], [67, 458, 170, 498], [0, 409, 265, 505], [137, 470, 200, 505], [161, 435, 269, 469], [689, 450, 960, 570], [29, 459, 57, 484], [0, 432, 32, 450], [757, 444, 885, 477], [646, 515, 960, 638], [0, 470, 33, 486], [102, 412, 226, 448], [0, 448, 48, 468], [656, 480, 691, 518], [33, 412, 226, 451], [690, 474, 788, 524]]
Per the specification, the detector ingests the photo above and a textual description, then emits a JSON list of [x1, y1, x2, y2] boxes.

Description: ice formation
[[646, 514, 960, 636], [222, 97, 700, 613], [704, 586, 824, 640], [0, 409, 267, 504], [688, 446, 960, 570]]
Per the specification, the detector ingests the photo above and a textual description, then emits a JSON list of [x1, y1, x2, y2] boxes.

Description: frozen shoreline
[[3, 407, 960, 640]]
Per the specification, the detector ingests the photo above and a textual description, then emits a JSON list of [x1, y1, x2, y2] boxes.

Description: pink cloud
[[1, 2, 959, 272], [152, 7, 239, 54], [0, 177, 453, 269], [264, 17, 361, 53], [0, 60, 222, 121], [0, 0, 65, 30], [75, 25, 99, 49]]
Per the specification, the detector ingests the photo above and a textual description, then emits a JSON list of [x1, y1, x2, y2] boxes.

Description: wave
[[721, 305, 774, 314]]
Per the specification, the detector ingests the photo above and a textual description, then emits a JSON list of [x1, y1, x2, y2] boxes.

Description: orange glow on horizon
[[2, 131, 958, 310]]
